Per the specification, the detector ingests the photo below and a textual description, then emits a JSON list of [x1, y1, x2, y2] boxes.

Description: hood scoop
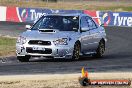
[[39, 29, 56, 33]]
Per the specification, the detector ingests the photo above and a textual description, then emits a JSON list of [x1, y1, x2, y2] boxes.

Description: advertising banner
[[0, 6, 7, 21], [6, 6, 20, 22], [99, 12, 132, 27], [84, 10, 100, 25], [16, 7, 83, 23], [17, 7, 52, 23], [0, 6, 132, 27]]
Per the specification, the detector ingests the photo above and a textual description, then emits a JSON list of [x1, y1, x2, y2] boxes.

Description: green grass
[[0, 0, 132, 11], [0, 37, 16, 56]]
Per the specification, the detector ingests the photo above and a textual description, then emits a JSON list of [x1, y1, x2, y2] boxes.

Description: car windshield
[[31, 16, 79, 31]]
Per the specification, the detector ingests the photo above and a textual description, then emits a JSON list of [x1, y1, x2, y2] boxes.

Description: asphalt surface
[[0, 22, 132, 75]]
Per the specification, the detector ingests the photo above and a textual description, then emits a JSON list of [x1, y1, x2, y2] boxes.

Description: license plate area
[[32, 46, 45, 51]]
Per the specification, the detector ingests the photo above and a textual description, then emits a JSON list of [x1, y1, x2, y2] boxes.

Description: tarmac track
[[0, 22, 132, 75]]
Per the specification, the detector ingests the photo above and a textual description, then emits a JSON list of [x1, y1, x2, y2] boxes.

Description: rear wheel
[[72, 42, 80, 60], [94, 40, 105, 58], [17, 55, 31, 62]]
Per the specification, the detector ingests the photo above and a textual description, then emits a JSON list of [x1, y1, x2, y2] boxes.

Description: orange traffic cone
[[79, 67, 91, 86], [85, 71, 88, 78], [81, 67, 89, 78]]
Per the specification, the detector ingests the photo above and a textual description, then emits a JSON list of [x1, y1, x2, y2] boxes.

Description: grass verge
[[0, 37, 16, 57]]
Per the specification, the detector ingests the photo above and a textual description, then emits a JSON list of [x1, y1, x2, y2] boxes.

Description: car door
[[80, 16, 93, 53], [85, 16, 100, 50]]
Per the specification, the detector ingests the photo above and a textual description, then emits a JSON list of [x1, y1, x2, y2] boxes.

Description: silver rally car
[[16, 13, 107, 62]]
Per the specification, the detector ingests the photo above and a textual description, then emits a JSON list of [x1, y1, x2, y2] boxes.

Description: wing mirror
[[25, 25, 31, 29], [81, 27, 89, 32], [99, 17, 104, 26]]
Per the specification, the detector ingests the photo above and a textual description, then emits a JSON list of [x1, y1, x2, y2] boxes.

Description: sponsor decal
[[102, 13, 111, 26], [6, 6, 20, 22], [84, 10, 100, 24], [20, 8, 28, 22], [30, 9, 47, 21], [18, 8, 52, 22], [79, 67, 131, 86], [17, 8, 82, 23], [50, 9, 59, 13], [99, 12, 111, 26], [99, 12, 132, 27], [113, 13, 132, 27]]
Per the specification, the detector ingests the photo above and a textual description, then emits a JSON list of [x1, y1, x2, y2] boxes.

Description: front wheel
[[17, 55, 31, 62], [72, 42, 80, 60], [94, 40, 105, 58]]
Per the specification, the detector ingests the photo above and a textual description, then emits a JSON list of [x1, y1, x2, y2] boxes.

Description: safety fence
[[0, 6, 132, 27]]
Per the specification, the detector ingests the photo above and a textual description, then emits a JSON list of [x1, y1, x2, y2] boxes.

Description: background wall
[[0, 6, 132, 27]]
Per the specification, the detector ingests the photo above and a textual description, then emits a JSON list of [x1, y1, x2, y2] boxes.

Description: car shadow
[[29, 51, 132, 62], [29, 55, 105, 62]]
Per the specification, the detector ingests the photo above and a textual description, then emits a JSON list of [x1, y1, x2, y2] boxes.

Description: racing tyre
[[72, 42, 80, 60], [94, 40, 105, 58], [17, 55, 31, 62]]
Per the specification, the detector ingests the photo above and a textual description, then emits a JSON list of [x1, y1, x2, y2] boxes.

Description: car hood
[[21, 30, 79, 41]]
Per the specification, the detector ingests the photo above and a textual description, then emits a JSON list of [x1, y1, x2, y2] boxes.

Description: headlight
[[53, 38, 68, 45], [17, 36, 27, 44]]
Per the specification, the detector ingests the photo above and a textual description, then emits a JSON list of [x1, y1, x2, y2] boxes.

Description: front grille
[[26, 47, 52, 54], [28, 40, 51, 45]]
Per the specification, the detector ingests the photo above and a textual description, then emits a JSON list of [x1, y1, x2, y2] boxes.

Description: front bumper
[[16, 43, 74, 59]]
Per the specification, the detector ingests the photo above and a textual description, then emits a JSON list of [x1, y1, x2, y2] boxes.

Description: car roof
[[43, 13, 90, 17]]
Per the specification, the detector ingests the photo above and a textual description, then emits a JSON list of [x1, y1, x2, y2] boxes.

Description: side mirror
[[100, 17, 104, 26], [100, 24, 104, 27], [25, 25, 31, 29], [81, 27, 89, 32]]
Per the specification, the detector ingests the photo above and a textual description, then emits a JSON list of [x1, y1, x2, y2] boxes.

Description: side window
[[81, 16, 88, 28], [86, 17, 97, 30]]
